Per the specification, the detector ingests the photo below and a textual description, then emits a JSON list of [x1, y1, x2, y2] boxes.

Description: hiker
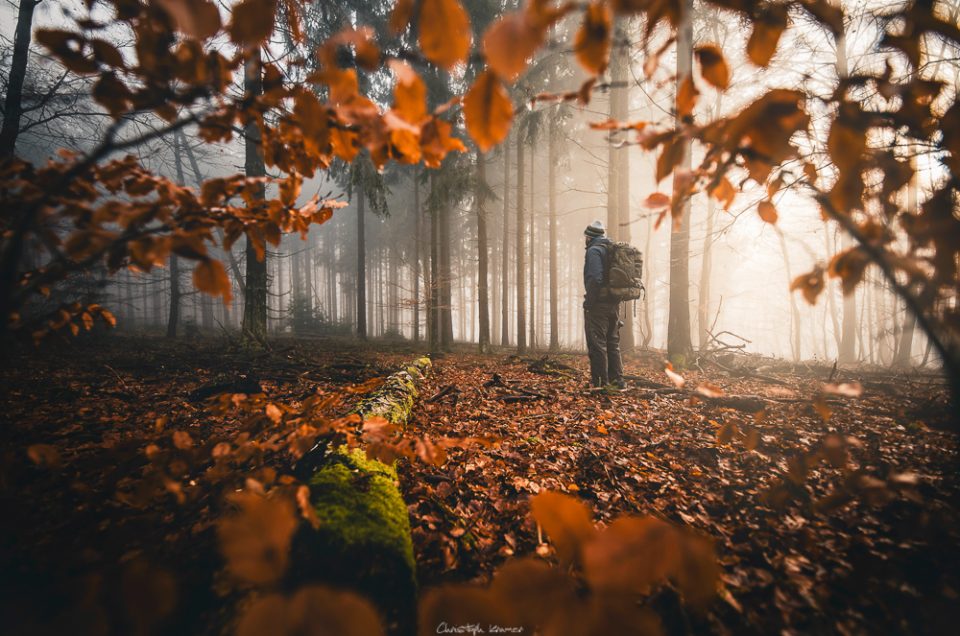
[[583, 220, 625, 389]]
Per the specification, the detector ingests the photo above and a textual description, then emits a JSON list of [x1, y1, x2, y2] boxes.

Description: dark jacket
[[583, 236, 612, 306]]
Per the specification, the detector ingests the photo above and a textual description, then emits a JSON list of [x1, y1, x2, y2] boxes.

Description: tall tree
[[356, 187, 367, 340], [477, 153, 491, 352], [0, 0, 41, 157], [241, 49, 268, 343], [500, 135, 511, 347], [610, 26, 634, 351], [834, 23, 857, 365], [515, 136, 527, 353], [548, 115, 560, 352], [667, 0, 694, 361]]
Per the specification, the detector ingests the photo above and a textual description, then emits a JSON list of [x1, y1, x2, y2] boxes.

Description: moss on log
[[288, 357, 431, 635]]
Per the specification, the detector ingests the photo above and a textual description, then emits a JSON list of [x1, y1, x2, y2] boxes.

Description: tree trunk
[[777, 229, 802, 361], [697, 200, 715, 351], [611, 28, 634, 351], [439, 195, 454, 350], [516, 138, 527, 353], [501, 136, 511, 347], [429, 174, 440, 353], [0, 0, 39, 157], [667, 0, 694, 362], [241, 49, 268, 343], [528, 142, 536, 351], [477, 154, 491, 352], [357, 189, 367, 340], [413, 173, 421, 343], [548, 118, 560, 352]]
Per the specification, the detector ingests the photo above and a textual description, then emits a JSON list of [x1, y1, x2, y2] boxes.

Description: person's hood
[[586, 236, 612, 249]]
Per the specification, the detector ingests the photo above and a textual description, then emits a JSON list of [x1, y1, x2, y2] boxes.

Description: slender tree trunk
[[0, 0, 39, 157], [429, 175, 440, 353], [167, 130, 188, 338], [529, 143, 536, 350], [477, 154, 491, 352], [413, 173, 421, 343], [241, 49, 268, 343], [698, 200, 715, 351], [777, 229, 802, 361], [516, 138, 527, 353], [825, 229, 842, 356], [894, 156, 919, 368], [611, 29, 634, 351], [501, 137, 511, 347], [548, 118, 560, 352], [440, 197, 454, 350], [357, 189, 367, 340], [667, 0, 694, 362]]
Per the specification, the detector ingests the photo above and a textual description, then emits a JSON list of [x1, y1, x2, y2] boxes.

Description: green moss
[[289, 447, 416, 633]]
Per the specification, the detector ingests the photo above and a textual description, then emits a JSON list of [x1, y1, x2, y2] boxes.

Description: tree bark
[[241, 49, 268, 343], [501, 136, 511, 347], [357, 188, 367, 340], [516, 137, 527, 353], [477, 154, 491, 352], [548, 117, 560, 352], [0, 0, 39, 157], [667, 0, 694, 362], [611, 28, 634, 351], [413, 172, 421, 343], [528, 142, 536, 351]]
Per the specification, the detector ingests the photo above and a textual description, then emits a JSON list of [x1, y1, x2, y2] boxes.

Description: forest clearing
[[2, 0, 959, 634]]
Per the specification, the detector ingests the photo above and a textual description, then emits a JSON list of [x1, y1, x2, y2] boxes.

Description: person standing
[[583, 221, 624, 389]]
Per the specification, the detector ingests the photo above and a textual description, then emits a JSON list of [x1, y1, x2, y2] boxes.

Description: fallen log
[[288, 356, 431, 635]]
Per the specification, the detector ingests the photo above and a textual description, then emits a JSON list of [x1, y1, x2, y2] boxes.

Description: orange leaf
[[758, 200, 778, 224], [696, 44, 729, 90], [419, 0, 471, 70], [529, 491, 595, 564], [464, 70, 514, 153], [228, 0, 277, 47], [237, 585, 383, 636], [157, 0, 221, 40], [193, 259, 232, 303], [483, 12, 543, 82], [389, 60, 428, 124], [664, 365, 686, 388], [827, 247, 869, 295], [390, 0, 415, 34], [790, 267, 825, 305], [574, 2, 611, 75], [707, 176, 736, 210], [644, 192, 670, 208], [677, 74, 698, 119], [747, 5, 787, 67], [218, 492, 297, 585]]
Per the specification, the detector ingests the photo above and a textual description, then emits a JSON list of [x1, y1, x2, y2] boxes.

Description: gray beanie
[[584, 220, 605, 238]]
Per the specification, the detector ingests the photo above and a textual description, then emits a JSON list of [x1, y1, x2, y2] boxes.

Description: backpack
[[601, 242, 644, 302]]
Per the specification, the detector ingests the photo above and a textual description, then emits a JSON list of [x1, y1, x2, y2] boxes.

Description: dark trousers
[[584, 302, 623, 387]]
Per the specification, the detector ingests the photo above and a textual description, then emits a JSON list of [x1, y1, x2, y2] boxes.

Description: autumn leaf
[[237, 586, 383, 636], [529, 491, 595, 564], [696, 44, 730, 90], [664, 363, 686, 388], [644, 192, 670, 208], [574, 2, 612, 76], [483, 12, 544, 82], [419, 0, 472, 70], [747, 5, 788, 67], [390, 60, 428, 124], [677, 74, 699, 119], [790, 267, 825, 305], [464, 70, 514, 153], [390, 0, 415, 34], [218, 492, 297, 585], [828, 247, 870, 295], [157, 0, 221, 40], [193, 259, 232, 303], [582, 516, 680, 595], [707, 176, 736, 210], [758, 200, 778, 224], [228, 0, 277, 47]]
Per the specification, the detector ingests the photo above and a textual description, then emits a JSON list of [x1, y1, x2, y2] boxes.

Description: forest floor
[[1, 335, 958, 635]]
